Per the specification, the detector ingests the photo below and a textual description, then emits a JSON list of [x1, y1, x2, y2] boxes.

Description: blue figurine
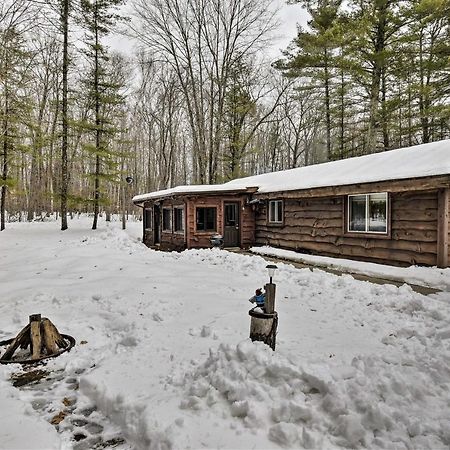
[[249, 288, 266, 310]]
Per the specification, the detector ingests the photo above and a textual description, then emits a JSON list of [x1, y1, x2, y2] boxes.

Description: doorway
[[223, 202, 240, 247]]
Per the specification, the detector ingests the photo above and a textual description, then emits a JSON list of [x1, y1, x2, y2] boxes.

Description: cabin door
[[223, 202, 240, 247], [153, 205, 161, 244]]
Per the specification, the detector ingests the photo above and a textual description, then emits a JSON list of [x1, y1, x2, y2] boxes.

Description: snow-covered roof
[[132, 184, 249, 203], [133, 139, 450, 203]]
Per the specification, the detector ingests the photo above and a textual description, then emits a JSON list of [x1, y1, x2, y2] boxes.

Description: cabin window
[[348, 193, 388, 233], [144, 208, 152, 230], [268, 200, 283, 224], [162, 207, 172, 232], [174, 206, 185, 233], [196, 207, 216, 232]]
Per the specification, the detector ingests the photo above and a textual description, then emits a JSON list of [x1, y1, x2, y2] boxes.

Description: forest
[[0, 0, 449, 230]]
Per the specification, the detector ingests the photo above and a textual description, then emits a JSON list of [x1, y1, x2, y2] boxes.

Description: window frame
[[347, 192, 389, 235], [144, 208, 153, 230], [268, 199, 284, 225], [195, 206, 217, 233], [162, 206, 172, 232], [173, 206, 185, 234]]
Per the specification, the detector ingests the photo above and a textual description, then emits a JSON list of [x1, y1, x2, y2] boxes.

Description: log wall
[[186, 195, 255, 249], [142, 194, 255, 251], [255, 190, 440, 267]]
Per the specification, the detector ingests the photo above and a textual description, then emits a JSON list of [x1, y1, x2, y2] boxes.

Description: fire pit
[[0, 314, 75, 364]]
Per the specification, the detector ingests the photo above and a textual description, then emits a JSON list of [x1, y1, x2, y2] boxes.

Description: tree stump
[[249, 309, 278, 351], [0, 315, 69, 363], [30, 314, 42, 360]]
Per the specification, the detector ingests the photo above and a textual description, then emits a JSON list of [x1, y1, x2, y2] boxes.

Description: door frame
[[223, 201, 241, 247]]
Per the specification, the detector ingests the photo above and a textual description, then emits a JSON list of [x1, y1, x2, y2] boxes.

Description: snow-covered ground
[[1, 218, 450, 449], [251, 246, 450, 291]]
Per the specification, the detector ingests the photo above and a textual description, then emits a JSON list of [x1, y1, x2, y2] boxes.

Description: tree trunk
[[1, 84, 9, 232], [61, 0, 69, 231], [324, 49, 332, 160], [92, 2, 100, 230]]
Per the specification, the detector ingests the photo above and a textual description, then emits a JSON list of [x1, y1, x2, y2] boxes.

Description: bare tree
[[130, 0, 278, 184]]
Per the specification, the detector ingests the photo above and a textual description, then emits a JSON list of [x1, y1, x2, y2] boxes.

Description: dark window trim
[[345, 192, 391, 238]]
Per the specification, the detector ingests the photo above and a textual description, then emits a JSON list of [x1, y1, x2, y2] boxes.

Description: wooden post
[[30, 314, 42, 360], [264, 283, 276, 314], [437, 188, 449, 268]]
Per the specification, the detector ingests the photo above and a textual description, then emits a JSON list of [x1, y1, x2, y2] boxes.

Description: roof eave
[[132, 187, 253, 205]]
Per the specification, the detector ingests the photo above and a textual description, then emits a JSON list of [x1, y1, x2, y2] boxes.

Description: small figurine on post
[[248, 264, 279, 351], [249, 288, 266, 312]]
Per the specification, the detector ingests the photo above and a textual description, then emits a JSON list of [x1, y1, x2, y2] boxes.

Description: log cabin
[[133, 139, 450, 267]]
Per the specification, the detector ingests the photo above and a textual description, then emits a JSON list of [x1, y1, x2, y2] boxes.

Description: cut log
[[30, 314, 42, 360], [249, 309, 278, 351], [41, 318, 67, 354], [0, 324, 31, 361]]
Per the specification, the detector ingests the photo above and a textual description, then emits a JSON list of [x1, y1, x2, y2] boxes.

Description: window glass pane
[[277, 201, 283, 222], [349, 195, 366, 231], [196, 208, 204, 230], [174, 208, 184, 232], [196, 208, 216, 231], [368, 193, 387, 232], [144, 209, 152, 230], [162, 208, 172, 231], [269, 200, 282, 223], [225, 204, 236, 226], [206, 208, 216, 230]]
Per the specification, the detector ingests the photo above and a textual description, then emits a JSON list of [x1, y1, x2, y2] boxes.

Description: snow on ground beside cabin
[[251, 246, 450, 291], [1, 218, 450, 449]]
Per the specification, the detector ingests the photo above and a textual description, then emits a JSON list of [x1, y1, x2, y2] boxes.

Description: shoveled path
[[228, 249, 440, 296]]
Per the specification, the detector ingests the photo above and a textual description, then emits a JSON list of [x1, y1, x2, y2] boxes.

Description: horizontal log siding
[[143, 229, 154, 247], [160, 232, 185, 251], [255, 191, 439, 267], [186, 195, 254, 249], [448, 193, 450, 263]]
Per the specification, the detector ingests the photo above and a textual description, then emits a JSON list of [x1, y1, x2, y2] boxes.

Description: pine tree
[[0, 25, 32, 230], [222, 59, 257, 180], [60, 0, 70, 230], [346, 0, 405, 152], [277, 0, 342, 161], [79, 0, 125, 230]]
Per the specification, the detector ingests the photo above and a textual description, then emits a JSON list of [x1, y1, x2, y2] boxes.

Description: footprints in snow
[[11, 367, 129, 449]]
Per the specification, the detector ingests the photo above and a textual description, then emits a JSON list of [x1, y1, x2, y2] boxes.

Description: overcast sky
[[271, 0, 309, 56]]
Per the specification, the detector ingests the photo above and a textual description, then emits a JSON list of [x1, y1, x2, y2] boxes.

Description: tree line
[[1, 0, 449, 231]]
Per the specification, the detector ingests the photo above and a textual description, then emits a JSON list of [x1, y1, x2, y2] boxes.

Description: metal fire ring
[[0, 334, 76, 365], [248, 309, 277, 319]]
